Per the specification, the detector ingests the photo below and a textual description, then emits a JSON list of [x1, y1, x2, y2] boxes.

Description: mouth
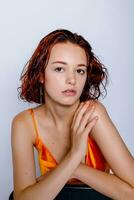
[[62, 89, 77, 96]]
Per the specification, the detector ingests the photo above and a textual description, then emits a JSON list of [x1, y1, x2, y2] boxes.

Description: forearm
[[18, 151, 81, 200], [74, 164, 134, 200]]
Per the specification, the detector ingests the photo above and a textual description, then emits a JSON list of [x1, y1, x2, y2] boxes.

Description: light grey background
[[0, 0, 134, 199]]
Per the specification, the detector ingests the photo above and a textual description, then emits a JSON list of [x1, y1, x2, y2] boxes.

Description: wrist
[[69, 149, 81, 163], [72, 163, 83, 179], [67, 150, 83, 179]]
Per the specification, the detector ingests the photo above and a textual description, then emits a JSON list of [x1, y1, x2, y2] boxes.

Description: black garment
[[9, 191, 13, 200], [54, 184, 112, 200], [9, 184, 112, 200]]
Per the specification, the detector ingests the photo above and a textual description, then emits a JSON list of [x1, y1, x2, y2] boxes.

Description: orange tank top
[[29, 108, 109, 184]]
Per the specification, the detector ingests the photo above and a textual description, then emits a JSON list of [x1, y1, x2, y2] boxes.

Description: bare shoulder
[[11, 108, 36, 145], [90, 100, 114, 139], [91, 100, 108, 118], [93, 100, 106, 109], [12, 108, 30, 123], [12, 109, 31, 134]]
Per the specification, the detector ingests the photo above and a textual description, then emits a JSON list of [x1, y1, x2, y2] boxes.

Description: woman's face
[[43, 42, 88, 106]]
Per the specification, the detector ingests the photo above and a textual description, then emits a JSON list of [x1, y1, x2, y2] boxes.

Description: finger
[[72, 101, 92, 132], [71, 102, 84, 128], [71, 100, 95, 130], [84, 116, 98, 137], [77, 105, 96, 133]]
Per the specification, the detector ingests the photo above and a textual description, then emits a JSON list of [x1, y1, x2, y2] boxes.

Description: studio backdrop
[[0, 0, 134, 199]]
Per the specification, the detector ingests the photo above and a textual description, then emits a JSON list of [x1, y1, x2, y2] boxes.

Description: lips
[[62, 89, 76, 93], [62, 89, 77, 96]]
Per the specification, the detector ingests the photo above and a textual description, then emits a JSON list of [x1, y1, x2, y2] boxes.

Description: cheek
[[45, 78, 54, 89], [44, 75, 63, 92], [44, 71, 55, 85], [78, 76, 87, 90]]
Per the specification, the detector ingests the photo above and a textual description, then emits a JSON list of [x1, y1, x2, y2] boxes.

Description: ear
[[39, 73, 45, 84]]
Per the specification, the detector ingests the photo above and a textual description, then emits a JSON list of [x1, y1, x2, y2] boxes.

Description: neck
[[42, 99, 80, 131]]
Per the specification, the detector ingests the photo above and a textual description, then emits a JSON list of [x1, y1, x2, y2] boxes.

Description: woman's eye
[[77, 69, 86, 75], [55, 67, 64, 72]]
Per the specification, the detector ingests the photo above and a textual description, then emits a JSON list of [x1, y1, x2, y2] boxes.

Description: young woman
[[11, 29, 134, 200]]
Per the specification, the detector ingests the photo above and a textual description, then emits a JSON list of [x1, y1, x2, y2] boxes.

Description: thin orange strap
[[29, 108, 39, 138]]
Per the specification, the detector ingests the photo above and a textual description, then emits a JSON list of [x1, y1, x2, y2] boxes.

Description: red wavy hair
[[18, 29, 108, 104]]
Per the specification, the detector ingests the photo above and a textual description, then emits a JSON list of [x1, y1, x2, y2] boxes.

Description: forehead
[[48, 42, 87, 64]]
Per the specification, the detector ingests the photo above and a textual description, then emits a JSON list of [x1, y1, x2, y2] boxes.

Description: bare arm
[[12, 102, 97, 200], [75, 164, 134, 200], [11, 114, 81, 200], [73, 101, 134, 200]]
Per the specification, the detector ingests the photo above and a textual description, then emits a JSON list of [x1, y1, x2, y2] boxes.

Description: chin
[[59, 99, 79, 107]]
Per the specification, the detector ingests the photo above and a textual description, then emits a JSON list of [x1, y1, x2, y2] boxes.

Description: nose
[[66, 72, 76, 85]]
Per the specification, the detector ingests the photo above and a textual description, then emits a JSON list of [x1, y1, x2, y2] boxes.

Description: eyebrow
[[51, 61, 87, 67]]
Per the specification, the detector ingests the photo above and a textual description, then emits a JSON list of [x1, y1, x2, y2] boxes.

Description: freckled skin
[[12, 40, 134, 200], [43, 42, 88, 106]]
